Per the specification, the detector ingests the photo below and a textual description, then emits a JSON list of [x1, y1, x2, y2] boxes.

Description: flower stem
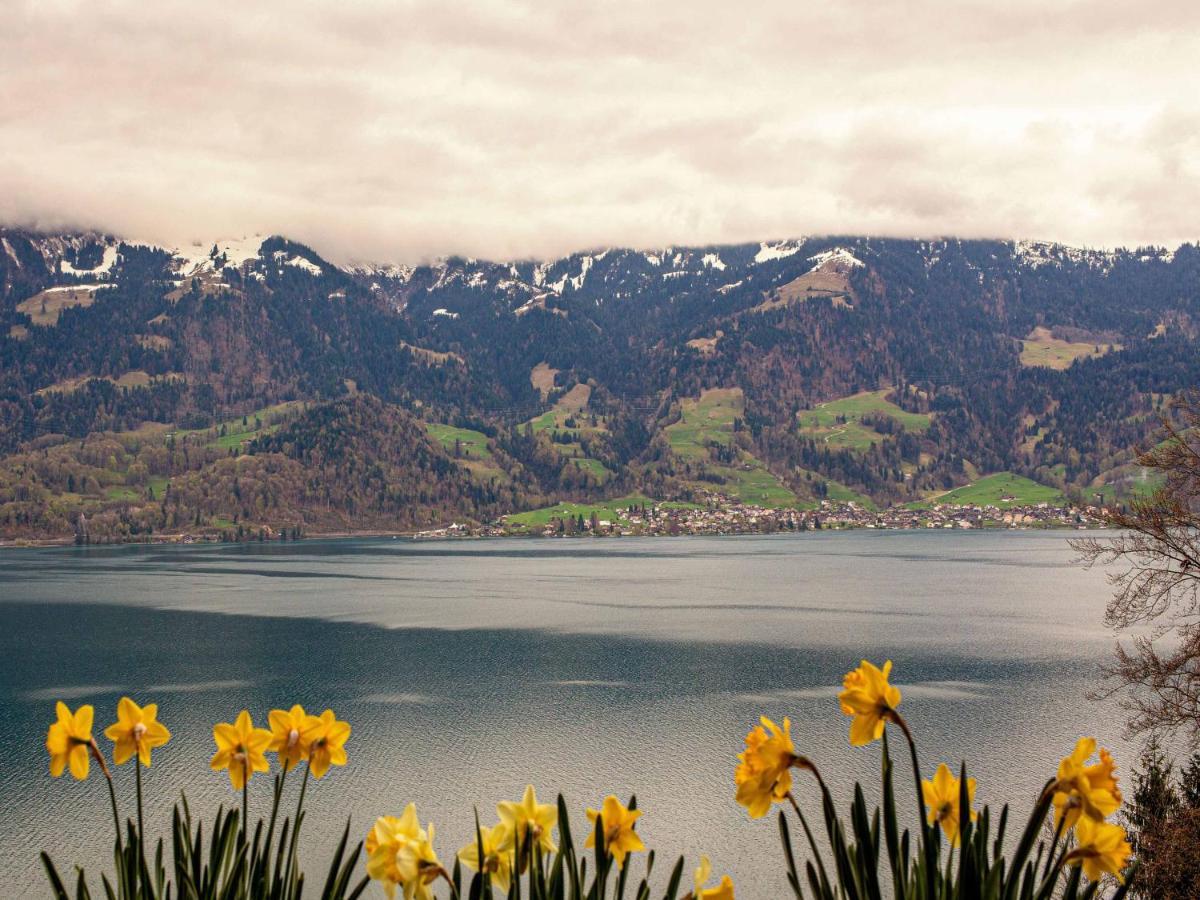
[[243, 773, 250, 895], [887, 710, 936, 896], [285, 764, 310, 883], [888, 711, 927, 835], [135, 760, 147, 891], [1041, 811, 1068, 881], [264, 766, 288, 877], [439, 867, 462, 900], [135, 763, 144, 845], [89, 740, 122, 852]]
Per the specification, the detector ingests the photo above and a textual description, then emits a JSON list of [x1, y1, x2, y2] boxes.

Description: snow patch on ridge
[[807, 247, 864, 270], [701, 252, 726, 271], [1014, 240, 1118, 271], [282, 254, 322, 276], [569, 255, 593, 291], [2, 237, 20, 268], [42, 284, 108, 293], [173, 236, 266, 276], [754, 240, 805, 263], [61, 244, 119, 278]]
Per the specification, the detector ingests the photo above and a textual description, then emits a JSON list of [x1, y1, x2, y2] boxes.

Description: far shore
[[0, 519, 1110, 550]]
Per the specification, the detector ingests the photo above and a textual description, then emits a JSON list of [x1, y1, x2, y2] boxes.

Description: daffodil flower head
[[921, 763, 977, 846], [396, 823, 442, 900], [497, 785, 558, 857], [839, 659, 902, 746], [734, 715, 799, 818], [1066, 817, 1132, 883], [692, 855, 735, 900], [585, 795, 646, 870], [457, 822, 513, 892], [104, 697, 170, 767], [268, 704, 312, 771], [299, 708, 350, 778], [366, 805, 429, 900], [210, 710, 272, 790], [1052, 738, 1122, 829], [46, 702, 95, 780]]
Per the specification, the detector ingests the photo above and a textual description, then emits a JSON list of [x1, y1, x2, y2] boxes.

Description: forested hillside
[[1, 228, 1195, 540]]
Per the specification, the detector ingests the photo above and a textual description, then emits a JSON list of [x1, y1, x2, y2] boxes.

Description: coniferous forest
[[2, 229, 1197, 541]]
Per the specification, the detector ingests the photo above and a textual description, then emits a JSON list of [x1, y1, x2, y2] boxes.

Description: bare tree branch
[[1071, 391, 1200, 740]]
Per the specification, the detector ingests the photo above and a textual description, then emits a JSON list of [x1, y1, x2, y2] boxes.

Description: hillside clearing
[[749, 254, 857, 314], [909, 473, 1064, 508], [175, 401, 306, 451], [530, 384, 598, 432], [425, 423, 509, 483], [17, 285, 110, 326], [798, 389, 931, 451], [666, 388, 797, 507], [530, 362, 559, 399], [400, 341, 463, 366], [666, 388, 742, 460], [1019, 327, 1120, 369], [36, 370, 184, 396]]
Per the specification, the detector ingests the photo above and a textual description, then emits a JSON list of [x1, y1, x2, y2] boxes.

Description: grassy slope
[[425, 423, 508, 483], [526, 384, 612, 482], [176, 402, 306, 451], [794, 469, 875, 508], [797, 389, 931, 451], [666, 388, 796, 507], [1019, 328, 1121, 370], [909, 472, 1065, 508]]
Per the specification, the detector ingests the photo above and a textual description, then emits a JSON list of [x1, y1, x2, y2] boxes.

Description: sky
[[1, 0, 1198, 264]]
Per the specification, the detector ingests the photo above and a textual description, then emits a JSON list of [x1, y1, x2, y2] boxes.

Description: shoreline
[[0, 517, 1108, 550]]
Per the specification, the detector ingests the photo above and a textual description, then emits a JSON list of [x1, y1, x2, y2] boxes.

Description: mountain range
[[1, 227, 1195, 541]]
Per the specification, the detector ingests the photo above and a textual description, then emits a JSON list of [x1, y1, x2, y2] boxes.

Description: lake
[[0, 531, 1133, 898]]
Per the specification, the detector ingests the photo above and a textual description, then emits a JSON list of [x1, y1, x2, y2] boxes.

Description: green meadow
[[909, 472, 1065, 508], [797, 389, 931, 451]]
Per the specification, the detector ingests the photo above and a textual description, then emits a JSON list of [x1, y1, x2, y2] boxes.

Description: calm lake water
[[0, 531, 1133, 898]]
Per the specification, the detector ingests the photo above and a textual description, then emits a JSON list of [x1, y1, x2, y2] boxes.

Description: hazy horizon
[[0, 225, 1190, 270], [3, 1, 1198, 264]]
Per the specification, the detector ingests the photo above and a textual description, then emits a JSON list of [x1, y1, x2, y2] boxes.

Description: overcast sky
[[2, 1, 1197, 263]]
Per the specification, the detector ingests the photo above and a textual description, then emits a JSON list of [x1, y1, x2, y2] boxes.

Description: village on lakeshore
[[413, 492, 1107, 540]]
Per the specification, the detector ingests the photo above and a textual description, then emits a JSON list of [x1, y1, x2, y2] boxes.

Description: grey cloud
[[1, 0, 1196, 264]]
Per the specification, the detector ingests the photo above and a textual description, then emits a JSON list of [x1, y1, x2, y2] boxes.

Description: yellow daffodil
[[267, 704, 313, 771], [46, 702, 95, 780], [300, 708, 350, 778], [692, 855, 735, 900], [839, 659, 902, 746], [586, 795, 646, 870], [734, 716, 799, 818], [497, 785, 558, 855], [210, 710, 272, 790], [103, 697, 170, 767], [396, 823, 443, 900], [365, 805, 441, 900], [921, 763, 977, 846], [457, 822, 513, 892], [1051, 738, 1122, 828], [1066, 817, 1132, 883], [366, 811, 421, 896]]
